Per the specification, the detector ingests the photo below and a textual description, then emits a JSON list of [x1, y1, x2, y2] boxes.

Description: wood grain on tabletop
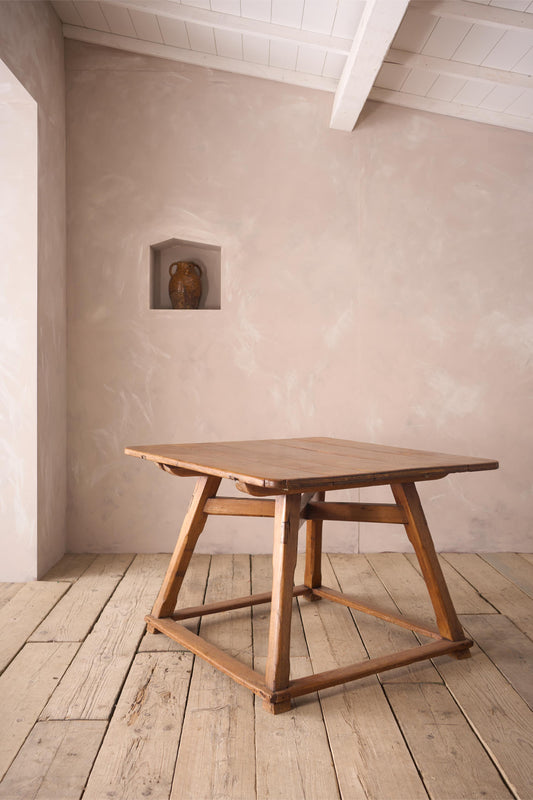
[[125, 437, 498, 489]]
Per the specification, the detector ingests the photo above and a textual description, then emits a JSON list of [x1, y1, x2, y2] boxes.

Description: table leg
[[148, 475, 221, 630], [304, 490, 325, 599], [391, 482, 470, 654], [263, 493, 301, 713]]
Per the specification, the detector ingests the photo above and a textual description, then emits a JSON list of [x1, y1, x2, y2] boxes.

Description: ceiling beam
[[62, 24, 338, 93], [386, 48, 533, 89], [369, 86, 533, 133], [410, 0, 533, 31], [105, 0, 352, 53], [329, 0, 410, 132]]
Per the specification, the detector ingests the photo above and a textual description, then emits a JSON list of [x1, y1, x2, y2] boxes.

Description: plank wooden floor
[[0, 552, 532, 800]]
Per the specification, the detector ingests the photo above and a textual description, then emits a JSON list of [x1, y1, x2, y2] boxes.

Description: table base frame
[[146, 475, 473, 714]]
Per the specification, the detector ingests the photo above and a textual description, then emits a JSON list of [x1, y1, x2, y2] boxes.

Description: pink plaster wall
[[0, 2, 67, 577], [0, 60, 37, 581], [65, 41, 533, 555]]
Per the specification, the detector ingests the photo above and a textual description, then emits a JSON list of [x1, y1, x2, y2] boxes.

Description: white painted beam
[[386, 48, 533, 89], [369, 86, 533, 133], [103, 0, 352, 53], [330, 0, 409, 131], [410, 0, 533, 31], [62, 24, 338, 92]]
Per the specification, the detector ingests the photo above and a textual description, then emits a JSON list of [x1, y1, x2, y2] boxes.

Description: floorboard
[[0, 582, 71, 672], [0, 721, 106, 800], [385, 682, 512, 799], [298, 557, 428, 800], [83, 652, 192, 800], [365, 552, 437, 630], [40, 554, 169, 720], [0, 583, 23, 610], [434, 644, 533, 799], [329, 553, 441, 684], [29, 554, 134, 643], [41, 554, 97, 582], [138, 553, 211, 652], [170, 554, 256, 800], [443, 553, 533, 638], [480, 553, 533, 599], [406, 552, 497, 614], [0, 552, 531, 800], [460, 613, 533, 710], [253, 555, 341, 800], [0, 643, 79, 781]]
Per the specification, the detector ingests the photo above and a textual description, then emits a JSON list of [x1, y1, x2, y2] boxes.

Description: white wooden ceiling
[[52, 0, 533, 133]]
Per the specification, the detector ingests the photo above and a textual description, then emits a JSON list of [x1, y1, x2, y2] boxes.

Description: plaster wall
[[65, 41, 533, 555], [0, 62, 37, 581], [0, 2, 67, 577]]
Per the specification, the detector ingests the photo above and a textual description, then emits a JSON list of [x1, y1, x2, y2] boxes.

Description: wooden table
[[125, 437, 498, 714]]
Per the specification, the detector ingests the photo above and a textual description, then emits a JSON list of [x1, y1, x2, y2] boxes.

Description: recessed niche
[[150, 238, 221, 310]]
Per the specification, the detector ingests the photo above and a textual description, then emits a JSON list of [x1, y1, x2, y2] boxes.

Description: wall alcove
[[150, 238, 221, 310]]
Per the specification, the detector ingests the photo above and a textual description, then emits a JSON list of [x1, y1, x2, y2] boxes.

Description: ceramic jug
[[168, 261, 202, 309]]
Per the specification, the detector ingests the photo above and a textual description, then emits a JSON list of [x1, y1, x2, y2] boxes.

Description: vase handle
[[192, 263, 202, 278], [169, 261, 178, 277]]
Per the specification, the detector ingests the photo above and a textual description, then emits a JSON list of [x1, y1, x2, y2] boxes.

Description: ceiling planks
[[61, 22, 339, 91], [102, 0, 354, 51], [381, 0, 533, 132], [52, 0, 533, 133], [387, 48, 533, 88], [410, 0, 533, 31], [369, 85, 533, 132]]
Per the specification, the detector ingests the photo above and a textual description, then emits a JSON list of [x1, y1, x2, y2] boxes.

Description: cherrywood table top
[[125, 437, 498, 493]]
